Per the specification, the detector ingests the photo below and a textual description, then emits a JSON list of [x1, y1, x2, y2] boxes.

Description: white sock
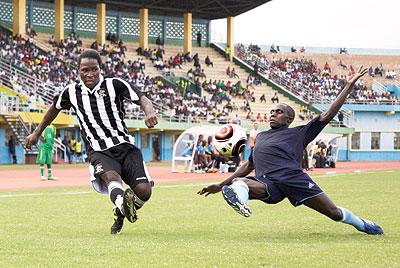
[[230, 180, 250, 204], [108, 181, 124, 211]]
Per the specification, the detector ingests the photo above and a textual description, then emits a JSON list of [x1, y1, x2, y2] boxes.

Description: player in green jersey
[[36, 125, 56, 180]]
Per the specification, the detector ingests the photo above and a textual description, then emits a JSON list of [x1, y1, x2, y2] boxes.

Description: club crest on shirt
[[98, 88, 106, 98]]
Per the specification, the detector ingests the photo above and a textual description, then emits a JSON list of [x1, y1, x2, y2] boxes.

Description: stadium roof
[[57, 0, 272, 20]]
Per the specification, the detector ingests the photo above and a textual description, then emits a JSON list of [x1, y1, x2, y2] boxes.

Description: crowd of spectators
[[367, 64, 397, 80], [0, 28, 78, 94], [235, 43, 399, 104]]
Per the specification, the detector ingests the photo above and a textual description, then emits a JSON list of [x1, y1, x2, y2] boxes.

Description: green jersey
[[40, 125, 56, 150]]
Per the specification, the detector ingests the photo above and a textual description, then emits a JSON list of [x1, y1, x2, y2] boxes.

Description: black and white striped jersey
[[55, 75, 143, 151]]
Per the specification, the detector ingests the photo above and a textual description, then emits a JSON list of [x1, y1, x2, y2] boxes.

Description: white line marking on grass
[[0, 184, 209, 198], [0, 191, 92, 198], [0, 193, 40, 198], [314, 169, 400, 178]]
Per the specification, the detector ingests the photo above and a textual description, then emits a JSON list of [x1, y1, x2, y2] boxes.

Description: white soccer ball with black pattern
[[214, 123, 247, 157]]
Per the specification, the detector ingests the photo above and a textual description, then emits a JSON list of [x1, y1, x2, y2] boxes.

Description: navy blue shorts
[[248, 174, 324, 207]]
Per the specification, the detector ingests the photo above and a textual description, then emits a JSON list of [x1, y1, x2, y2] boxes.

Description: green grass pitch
[[0, 170, 399, 267]]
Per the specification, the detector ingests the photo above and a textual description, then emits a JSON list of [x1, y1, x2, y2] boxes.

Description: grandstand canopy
[[48, 0, 272, 20]]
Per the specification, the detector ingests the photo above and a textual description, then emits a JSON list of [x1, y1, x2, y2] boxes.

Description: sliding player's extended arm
[[320, 66, 367, 123], [198, 160, 254, 196]]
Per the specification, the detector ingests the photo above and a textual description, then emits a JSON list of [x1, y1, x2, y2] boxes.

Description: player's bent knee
[[133, 182, 152, 201]]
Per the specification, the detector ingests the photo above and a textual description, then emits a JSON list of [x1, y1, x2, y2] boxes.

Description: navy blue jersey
[[249, 115, 328, 180]]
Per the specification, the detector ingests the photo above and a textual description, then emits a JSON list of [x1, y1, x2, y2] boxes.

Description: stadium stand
[[235, 43, 399, 105], [24, 30, 310, 125]]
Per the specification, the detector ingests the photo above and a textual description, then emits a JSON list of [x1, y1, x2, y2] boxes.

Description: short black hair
[[282, 103, 295, 120], [78, 50, 102, 67]]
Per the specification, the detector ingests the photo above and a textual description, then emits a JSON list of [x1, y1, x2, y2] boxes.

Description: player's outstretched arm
[[319, 65, 368, 123], [139, 95, 158, 128], [197, 160, 254, 196], [25, 102, 61, 149]]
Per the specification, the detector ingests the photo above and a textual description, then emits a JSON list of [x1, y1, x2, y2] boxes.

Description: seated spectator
[[226, 66, 231, 76], [246, 75, 255, 89], [90, 41, 98, 50], [156, 35, 162, 46], [184, 51, 192, 62], [270, 44, 278, 53], [171, 55, 182, 69], [225, 46, 231, 60], [182, 142, 194, 157], [230, 68, 239, 79], [368, 66, 374, 77], [187, 68, 195, 81], [313, 141, 327, 168], [193, 53, 200, 68], [291, 46, 297, 53], [246, 111, 255, 122], [338, 60, 347, 69], [324, 62, 331, 73], [204, 136, 223, 173], [148, 49, 156, 62], [253, 62, 259, 77], [199, 69, 207, 80], [386, 70, 396, 79], [338, 111, 344, 126], [300, 46, 305, 53], [48, 35, 56, 46], [136, 46, 143, 56], [374, 66, 382, 77], [162, 64, 171, 76], [110, 33, 117, 44], [157, 47, 164, 58], [259, 93, 266, 103], [256, 113, 262, 121], [154, 58, 164, 70], [271, 92, 279, 103], [26, 25, 37, 38], [232, 114, 241, 125], [250, 91, 256, 102], [325, 145, 336, 168], [205, 56, 213, 67]]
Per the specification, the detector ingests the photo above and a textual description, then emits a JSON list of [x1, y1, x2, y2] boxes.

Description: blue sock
[[230, 181, 249, 204], [339, 207, 365, 231]]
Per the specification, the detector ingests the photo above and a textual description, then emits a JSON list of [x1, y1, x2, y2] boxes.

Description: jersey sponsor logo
[[309, 182, 315, 189], [94, 163, 104, 174]]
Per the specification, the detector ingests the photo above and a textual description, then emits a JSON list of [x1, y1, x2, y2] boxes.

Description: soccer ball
[[214, 123, 247, 157]]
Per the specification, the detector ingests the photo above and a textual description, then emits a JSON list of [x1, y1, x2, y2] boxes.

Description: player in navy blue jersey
[[198, 66, 383, 235]]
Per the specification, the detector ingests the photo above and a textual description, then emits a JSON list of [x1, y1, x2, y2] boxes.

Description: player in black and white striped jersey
[[25, 50, 158, 234]]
